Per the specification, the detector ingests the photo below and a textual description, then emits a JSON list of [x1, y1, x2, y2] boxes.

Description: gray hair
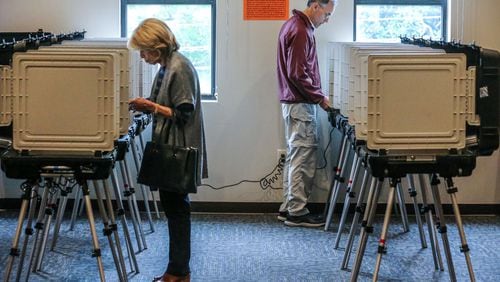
[[307, 0, 335, 7]]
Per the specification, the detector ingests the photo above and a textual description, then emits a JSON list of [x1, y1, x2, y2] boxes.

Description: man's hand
[[320, 96, 331, 111]]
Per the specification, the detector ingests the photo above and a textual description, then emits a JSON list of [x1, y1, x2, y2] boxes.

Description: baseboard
[[1, 198, 499, 215], [190, 202, 500, 215]]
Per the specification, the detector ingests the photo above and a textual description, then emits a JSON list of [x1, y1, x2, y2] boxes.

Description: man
[[277, 0, 336, 227]]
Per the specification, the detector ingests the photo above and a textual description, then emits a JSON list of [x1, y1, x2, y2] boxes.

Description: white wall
[[192, 0, 353, 203], [0, 0, 499, 204]]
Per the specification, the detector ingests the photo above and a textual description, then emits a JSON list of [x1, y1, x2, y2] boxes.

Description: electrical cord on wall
[[200, 158, 284, 191], [201, 179, 261, 190], [201, 126, 334, 191], [316, 127, 335, 170]]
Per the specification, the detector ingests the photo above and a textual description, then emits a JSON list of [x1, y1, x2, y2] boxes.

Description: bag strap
[[164, 117, 187, 147], [180, 122, 187, 147], [153, 118, 166, 143], [158, 115, 187, 147], [164, 119, 174, 145]]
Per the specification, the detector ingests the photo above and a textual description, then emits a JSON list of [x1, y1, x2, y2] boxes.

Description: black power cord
[[316, 127, 335, 170], [200, 126, 334, 191], [200, 158, 284, 191]]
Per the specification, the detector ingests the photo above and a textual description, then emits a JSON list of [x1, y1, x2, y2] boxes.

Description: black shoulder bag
[[137, 119, 199, 194]]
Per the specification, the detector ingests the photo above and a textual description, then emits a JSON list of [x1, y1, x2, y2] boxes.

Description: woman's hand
[[129, 97, 156, 113]]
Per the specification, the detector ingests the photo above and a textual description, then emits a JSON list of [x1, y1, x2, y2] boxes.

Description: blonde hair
[[128, 18, 180, 58]]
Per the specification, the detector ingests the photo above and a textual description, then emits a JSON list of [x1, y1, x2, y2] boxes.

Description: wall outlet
[[277, 149, 286, 164]]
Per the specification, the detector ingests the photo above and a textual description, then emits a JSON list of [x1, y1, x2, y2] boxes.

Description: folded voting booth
[[325, 39, 500, 281], [0, 31, 158, 281]]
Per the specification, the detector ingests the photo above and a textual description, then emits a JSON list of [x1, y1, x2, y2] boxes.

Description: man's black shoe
[[284, 213, 325, 227], [277, 211, 288, 222]]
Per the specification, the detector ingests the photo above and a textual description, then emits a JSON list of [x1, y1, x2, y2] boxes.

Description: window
[[354, 0, 447, 42], [121, 0, 216, 100]]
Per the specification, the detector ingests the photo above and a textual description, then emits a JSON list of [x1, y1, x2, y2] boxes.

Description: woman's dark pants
[[159, 190, 191, 276]]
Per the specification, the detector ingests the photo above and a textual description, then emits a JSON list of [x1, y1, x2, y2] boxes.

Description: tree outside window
[[123, 1, 216, 100], [354, 0, 447, 42]]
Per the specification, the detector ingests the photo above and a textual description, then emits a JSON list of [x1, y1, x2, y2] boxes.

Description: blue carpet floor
[[1, 211, 499, 281]]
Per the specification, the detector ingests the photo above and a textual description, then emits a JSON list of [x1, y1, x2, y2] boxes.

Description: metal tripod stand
[[348, 173, 475, 281], [3, 169, 108, 282], [428, 174, 475, 281]]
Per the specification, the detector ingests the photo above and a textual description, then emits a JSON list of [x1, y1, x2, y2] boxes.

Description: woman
[[128, 18, 208, 282]]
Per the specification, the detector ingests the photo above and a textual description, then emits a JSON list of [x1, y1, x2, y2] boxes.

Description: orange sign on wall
[[243, 0, 289, 20]]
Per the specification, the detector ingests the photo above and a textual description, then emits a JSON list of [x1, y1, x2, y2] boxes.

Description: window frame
[[353, 0, 448, 42], [121, 0, 217, 100]]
